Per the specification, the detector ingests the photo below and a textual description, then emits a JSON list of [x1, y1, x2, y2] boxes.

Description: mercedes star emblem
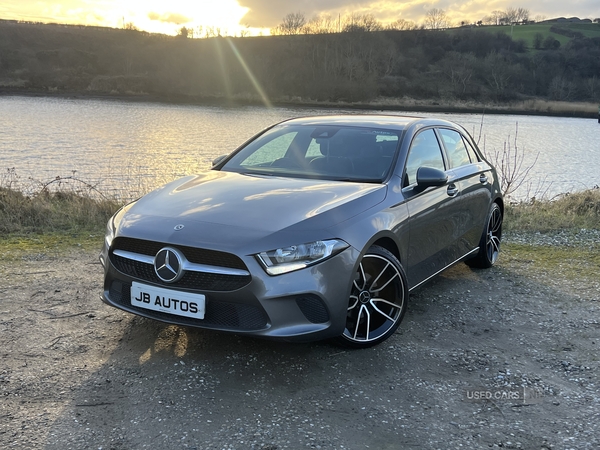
[[154, 247, 184, 283]]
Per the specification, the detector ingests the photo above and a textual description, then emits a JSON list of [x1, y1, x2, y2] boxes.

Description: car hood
[[117, 171, 387, 252]]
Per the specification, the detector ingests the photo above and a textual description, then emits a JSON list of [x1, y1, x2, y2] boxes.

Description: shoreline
[[2, 88, 598, 119]]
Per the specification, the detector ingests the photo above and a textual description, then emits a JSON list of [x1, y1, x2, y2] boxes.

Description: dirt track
[[1, 245, 599, 449]]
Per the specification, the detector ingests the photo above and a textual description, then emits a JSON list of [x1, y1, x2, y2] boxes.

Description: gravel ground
[[1, 239, 599, 450], [504, 229, 600, 248]]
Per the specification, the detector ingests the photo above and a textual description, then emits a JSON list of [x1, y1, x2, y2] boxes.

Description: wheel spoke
[[370, 271, 399, 294], [369, 261, 391, 292], [348, 295, 359, 311], [490, 210, 501, 233], [353, 304, 370, 341], [490, 236, 500, 252], [495, 210, 502, 228], [371, 298, 401, 322], [353, 262, 366, 291]]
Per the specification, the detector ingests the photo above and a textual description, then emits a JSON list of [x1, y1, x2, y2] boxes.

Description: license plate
[[131, 282, 205, 320]]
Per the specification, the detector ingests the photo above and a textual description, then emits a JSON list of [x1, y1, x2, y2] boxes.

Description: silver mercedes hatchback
[[100, 115, 503, 348]]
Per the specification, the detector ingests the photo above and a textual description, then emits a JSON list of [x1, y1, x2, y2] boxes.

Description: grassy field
[[462, 21, 600, 49]]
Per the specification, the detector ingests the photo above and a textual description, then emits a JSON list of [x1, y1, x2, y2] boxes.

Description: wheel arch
[[494, 196, 504, 216], [370, 236, 401, 263]]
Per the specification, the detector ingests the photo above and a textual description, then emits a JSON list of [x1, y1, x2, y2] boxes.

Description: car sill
[[408, 247, 480, 292]]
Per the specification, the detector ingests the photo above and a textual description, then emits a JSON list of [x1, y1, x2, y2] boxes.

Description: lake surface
[[1, 95, 598, 201]]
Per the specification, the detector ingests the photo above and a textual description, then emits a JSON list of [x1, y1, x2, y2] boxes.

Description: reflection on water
[[1, 95, 598, 201]]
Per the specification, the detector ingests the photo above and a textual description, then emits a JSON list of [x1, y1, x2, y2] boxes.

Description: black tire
[[466, 202, 502, 269], [336, 245, 408, 348]]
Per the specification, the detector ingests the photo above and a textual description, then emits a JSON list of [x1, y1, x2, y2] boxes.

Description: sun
[[113, 0, 252, 36]]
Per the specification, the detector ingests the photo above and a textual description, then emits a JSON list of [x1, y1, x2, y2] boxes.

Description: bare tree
[[304, 14, 337, 34], [549, 75, 576, 101], [386, 18, 417, 31], [424, 8, 449, 30], [483, 123, 540, 198], [272, 12, 307, 35], [515, 8, 530, 23], [503, 7, 519, 24], [584, 76, 599, 100], [123, 22, 138, 31], [440, 51, 477, 94], [481, 51, 512, 95], [342, 13, 383, 32], [204, 26, 218, 38], [484, 10, 505, 25]]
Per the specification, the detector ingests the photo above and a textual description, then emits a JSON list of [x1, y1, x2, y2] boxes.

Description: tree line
[[0, 20, 599, 105]]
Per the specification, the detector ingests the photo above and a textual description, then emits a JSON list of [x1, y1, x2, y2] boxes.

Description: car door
[[402, 128, 461, 289], [437, 128, 492, 256]]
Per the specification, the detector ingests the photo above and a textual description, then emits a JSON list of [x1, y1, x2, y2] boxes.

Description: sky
[[1, 0, 599, 36]]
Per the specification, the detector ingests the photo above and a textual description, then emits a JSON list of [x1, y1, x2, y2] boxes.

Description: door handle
[[447, 183, 459, 197], [480, 174, 488, 184]]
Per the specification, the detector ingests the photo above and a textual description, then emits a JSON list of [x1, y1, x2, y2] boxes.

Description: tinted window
[[404, 129, 445, 187], [462, 136, 479, 163], [439, 129, 471, 168], [238, 132, 297, 166], [222, 125, 400, 182]]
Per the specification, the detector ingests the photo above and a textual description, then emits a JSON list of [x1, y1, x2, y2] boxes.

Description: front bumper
[[100, 241, 359, 342]]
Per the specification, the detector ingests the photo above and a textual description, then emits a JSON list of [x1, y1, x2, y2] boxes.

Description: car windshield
[[220, 124, 400, 182]]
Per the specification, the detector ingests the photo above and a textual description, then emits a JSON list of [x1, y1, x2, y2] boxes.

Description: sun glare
[[124, 0, 251, 35], [1, 0, 253, 36]]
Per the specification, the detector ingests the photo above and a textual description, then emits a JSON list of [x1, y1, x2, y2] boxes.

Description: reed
[[505, 189, 600, 232], [0, 179, 119, 234]]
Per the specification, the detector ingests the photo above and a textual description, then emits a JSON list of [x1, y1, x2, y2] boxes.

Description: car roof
[[278, 114, 462, 132]]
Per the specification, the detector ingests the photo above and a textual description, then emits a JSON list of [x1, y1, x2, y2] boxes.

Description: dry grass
[[0, 186, 119, 234], [514, 99, 599, 115], [506, 189, 600, 232], [348, 97, 599, 117]]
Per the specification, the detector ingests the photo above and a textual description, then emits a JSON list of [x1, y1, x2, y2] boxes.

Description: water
[[1, 95, 598, 201]]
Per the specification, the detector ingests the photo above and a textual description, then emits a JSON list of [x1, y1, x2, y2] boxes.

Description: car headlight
[[256, 239, 349, 275]]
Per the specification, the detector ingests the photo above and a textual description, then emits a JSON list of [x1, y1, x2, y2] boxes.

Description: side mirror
[[416, 167, 448, 189], [212, 154, 228, 168]]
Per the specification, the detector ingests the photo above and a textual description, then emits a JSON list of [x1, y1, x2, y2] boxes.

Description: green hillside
[[469, 21, 600, 49]]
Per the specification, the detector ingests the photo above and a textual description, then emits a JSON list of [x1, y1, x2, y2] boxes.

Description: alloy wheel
[[341, 247, 407, 347], [486, 204, 502, 264]]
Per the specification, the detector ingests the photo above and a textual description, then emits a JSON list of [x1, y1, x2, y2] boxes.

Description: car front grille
[[109, 237, 251, 291], [109, 281, 269, 331]]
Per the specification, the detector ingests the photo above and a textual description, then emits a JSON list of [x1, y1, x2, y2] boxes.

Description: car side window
[[438, 129, 472, 168], [404, 129, 445, 187], [462, 136, 480, 163]]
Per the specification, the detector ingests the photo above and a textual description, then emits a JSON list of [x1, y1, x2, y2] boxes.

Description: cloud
[[236, 0, 367, 27], [236, 0, 600, 28], [148, 11, 192, 25]]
